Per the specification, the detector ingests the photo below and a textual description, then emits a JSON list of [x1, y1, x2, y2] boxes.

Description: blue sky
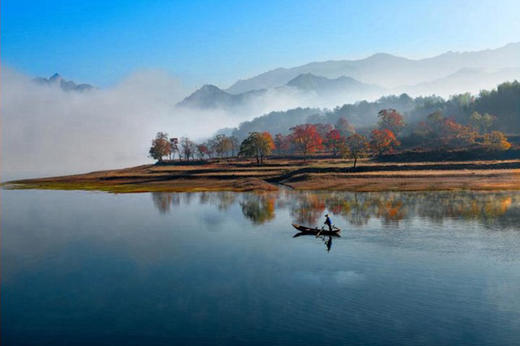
[[2, 0, 520, 88]]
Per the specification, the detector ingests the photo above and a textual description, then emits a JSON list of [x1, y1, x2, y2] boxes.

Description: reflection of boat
[[292, 223, 341, 237]]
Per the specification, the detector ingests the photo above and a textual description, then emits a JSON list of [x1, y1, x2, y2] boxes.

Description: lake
[[2, 189, 520, 345]]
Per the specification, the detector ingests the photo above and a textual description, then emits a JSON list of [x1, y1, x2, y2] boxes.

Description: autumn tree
[[289, 124, 323, 161], [378, 109, 406, 135], [482, 131, 511, 151], [370, 129, 400, 155], [196, 144, 210, 159], [274, 133, 291, 155], [260, 132, 276, 162], [324, 129, 344, 157], [239, 132, 275, 165], [313, 123, 334, 139], [180, 137, 196, 160], [343, 134, 369, 168], [412, 112, 477, 149], [149, 132, 172, 162], [212, 135, 233, 158], [335, 117, 356, 137]]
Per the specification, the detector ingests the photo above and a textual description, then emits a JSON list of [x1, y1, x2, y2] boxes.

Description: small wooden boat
[[292, 223, 341, 237]]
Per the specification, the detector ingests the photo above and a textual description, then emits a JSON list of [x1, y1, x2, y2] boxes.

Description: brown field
[[3, 158, 520, 193]]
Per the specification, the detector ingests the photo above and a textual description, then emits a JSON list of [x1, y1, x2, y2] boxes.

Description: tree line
[[149, 134, 240, 162], [149, 107, 512, 166]]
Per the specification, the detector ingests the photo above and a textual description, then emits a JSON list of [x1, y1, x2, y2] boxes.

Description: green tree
[[469, 112, 495, 134], [239, 132, 275, 165]]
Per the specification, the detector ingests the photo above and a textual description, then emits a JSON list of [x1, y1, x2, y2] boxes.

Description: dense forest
[[229, 81, 520, 140]]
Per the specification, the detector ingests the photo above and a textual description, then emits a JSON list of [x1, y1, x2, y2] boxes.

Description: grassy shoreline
[[3, 158, 520, 193]]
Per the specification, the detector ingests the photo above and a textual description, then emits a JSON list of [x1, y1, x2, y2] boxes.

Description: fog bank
[[1, 67, 244, 180]]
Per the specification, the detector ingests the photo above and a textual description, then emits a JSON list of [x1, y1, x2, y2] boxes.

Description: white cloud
[[0, 67, 241, 180]]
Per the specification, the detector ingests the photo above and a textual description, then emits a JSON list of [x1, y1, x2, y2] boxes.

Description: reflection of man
[[326, 236, 332, 252], [324, 214, 332, 231]]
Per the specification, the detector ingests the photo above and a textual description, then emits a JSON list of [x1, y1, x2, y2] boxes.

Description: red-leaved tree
[[325, 129, 344, 157], [289, 124, 323, 161], [370, 129, 400, 155]]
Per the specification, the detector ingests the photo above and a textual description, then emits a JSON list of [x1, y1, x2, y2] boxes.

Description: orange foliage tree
[[483, 131, 511, 151], [149, 132, 172, 162], [370, 129, 400, 155], [289, 124, 323, 160]]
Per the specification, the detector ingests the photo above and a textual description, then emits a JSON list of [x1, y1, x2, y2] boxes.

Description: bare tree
[[180, 137, 196, 161]]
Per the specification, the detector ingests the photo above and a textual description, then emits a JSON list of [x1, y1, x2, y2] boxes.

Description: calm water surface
[[2, 189, 520, 345]]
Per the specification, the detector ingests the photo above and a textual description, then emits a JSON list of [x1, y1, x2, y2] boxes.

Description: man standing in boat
[[324, 214, 332, 231]]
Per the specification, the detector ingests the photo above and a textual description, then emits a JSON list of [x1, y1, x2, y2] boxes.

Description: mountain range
[[227, 42, 520, 93], [178, 42, 520, 111], [34, 73, 94, 92], [178, 73, 384, 109]]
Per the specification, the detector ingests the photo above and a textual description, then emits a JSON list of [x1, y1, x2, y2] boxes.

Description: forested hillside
[[229, 81, 520, 140]]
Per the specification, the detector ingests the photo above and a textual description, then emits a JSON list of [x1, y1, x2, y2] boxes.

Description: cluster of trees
[[150, 106, 512, 165], [266, 111, 402, 167], [404, 111, 511, 151], [148, 133, 240, 162]]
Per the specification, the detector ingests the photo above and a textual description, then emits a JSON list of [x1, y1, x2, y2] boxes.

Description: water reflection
[[239, 193, 276, 224], [151, 190, 520, 230], [293, 233, 335, 252]]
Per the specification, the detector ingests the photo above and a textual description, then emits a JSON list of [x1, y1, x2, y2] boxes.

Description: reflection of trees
[[152, 190, 520, 229], [151, 192, 180, 214], [413, 192, 516, 227], [240, 193, 276, 224], [291, 192, 326, 225], [198, 192, 237, 211], [287, 191, 519, 228]]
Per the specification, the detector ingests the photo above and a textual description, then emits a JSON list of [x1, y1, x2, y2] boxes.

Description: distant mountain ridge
[[177, 73, 382, 109], [286, 73, 383, 95], [177, 84, 266, 109], [34, 73, 94, 92], [402, 67, 520, 96], [226, 42, 520, 94]]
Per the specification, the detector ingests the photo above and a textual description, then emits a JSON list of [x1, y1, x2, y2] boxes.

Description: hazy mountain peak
[[49, 72, 62, 81], [177, 84, 266, 109], [200, 84, 222, 91], [34, 73, 94, 92]]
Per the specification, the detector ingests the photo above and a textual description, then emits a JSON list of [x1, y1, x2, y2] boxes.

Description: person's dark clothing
[[324, 216, 332, 231]]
